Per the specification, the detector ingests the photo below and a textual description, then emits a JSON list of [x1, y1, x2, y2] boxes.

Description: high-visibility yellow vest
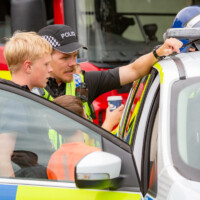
[[48, 129, 63, 150], [40, 74, 95, 150], [43, 74, 92, 121]]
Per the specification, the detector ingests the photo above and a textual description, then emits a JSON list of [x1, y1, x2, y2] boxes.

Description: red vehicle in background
[[0, 0, 194, 125]]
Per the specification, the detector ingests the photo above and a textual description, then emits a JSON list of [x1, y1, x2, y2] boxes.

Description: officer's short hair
[[4, 31, 52, 73]]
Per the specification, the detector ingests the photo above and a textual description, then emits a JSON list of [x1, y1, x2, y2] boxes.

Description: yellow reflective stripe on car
[[0, 70, 11, 80], [127, 102, 140, 144], [120, 81, 141, 138], [154, 62, 163, 84], [111, 125, 119, 137], [128, 75, 151, 144], [16, 185, 141, 200]]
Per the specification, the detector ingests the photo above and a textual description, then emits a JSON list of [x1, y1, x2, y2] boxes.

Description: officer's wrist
[[153, 45, 166, 60]]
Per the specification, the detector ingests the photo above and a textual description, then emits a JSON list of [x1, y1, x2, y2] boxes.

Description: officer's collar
[[48, 77, 66, 87]]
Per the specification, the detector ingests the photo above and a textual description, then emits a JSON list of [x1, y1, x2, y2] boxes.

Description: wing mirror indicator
[[75, 151, 123, 190], [77, 173, 109, 180]]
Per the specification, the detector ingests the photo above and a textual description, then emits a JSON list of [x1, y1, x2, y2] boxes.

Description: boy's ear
[[23, 60, 32, 74]]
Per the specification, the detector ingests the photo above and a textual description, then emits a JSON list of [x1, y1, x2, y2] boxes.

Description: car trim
[[131, 69, 158, 147], [154, 62, 164, 84], [0, 183, 142, 200], [133, 75, 159, 179], [171, 56, 186, 80], [0, 178, 76, 188], [119, 79, 142, 139]]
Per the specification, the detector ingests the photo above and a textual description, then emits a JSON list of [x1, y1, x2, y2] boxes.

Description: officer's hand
[[156, 38, 183, 57]]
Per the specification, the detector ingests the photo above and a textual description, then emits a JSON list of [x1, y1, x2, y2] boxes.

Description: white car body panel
[[154, 52, 200, 199]]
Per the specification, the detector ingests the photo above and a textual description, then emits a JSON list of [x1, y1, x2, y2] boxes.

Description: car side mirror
[[75, 151, 123, 190]]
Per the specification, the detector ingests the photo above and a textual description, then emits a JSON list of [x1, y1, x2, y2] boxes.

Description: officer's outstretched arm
[[119, 38, 183, 86]]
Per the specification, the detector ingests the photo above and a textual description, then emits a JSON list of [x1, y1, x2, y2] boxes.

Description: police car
[[0, 28, 200, 200]]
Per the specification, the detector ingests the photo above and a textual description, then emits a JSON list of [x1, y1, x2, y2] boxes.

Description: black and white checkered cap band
[[42, 35, 61, 48]]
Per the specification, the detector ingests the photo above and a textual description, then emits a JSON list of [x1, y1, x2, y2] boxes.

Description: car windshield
[[75, 0, 192, 67], [171, 78, 200, 181]]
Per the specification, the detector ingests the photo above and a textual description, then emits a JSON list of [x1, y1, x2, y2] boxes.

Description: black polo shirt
[[46, 67, 121, 105], [0, 78, 30, 91]]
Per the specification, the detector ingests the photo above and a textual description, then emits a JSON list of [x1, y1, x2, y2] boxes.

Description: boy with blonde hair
[[0, 31, 53, 178], [3, 31, 52, 90]]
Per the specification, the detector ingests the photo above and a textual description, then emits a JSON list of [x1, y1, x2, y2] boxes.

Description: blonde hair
[[3, 31, 52, 73]]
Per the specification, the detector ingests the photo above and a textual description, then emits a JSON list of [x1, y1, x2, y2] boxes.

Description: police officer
[[37, 24, 182, 121]]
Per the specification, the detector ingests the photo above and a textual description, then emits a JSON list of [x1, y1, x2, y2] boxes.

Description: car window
[[77, 0, 193, 65], [0, 1, 53, 44], [119, 75, 150, 144], [0, 89, 102, 182], [148, 110, 158, 197], [171, 77, 200, 181], [119, 68, 158, 147], [177, 83, 200, 169]]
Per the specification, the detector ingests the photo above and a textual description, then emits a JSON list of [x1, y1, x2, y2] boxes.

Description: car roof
[[153, 51, 200, 85]]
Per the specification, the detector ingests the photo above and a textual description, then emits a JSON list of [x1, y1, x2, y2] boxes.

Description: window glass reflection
[[0, 89, 102, 182]]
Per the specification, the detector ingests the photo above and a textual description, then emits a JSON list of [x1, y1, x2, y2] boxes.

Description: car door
[[0, 82, 143, 200], [118, 68, 160, 199]]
